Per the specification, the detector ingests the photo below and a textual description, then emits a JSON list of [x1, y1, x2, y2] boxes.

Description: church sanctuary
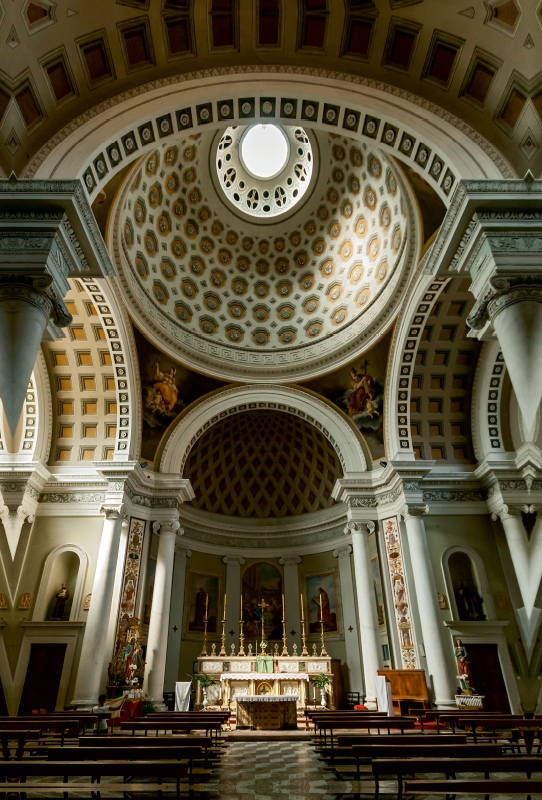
[[0, 0, 540, 796]]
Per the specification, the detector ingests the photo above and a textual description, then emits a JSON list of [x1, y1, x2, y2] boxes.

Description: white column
[[143, 520, 181, 708], [100, 515, 129, 690], [72, 505, 125, 706], [493, 505, 540, 618], [223, 556, 245, 652], [345, 520, 383, 707], [279, 556, 302, 653], [164, 545, 191, 692], [333, 545, 363, 695], [402, 505, 455, 707]]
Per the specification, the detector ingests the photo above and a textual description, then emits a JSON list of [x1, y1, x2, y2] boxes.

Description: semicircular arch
[[159, 384, 368, 477]]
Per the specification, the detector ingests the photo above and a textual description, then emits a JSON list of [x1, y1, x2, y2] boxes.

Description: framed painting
[[304, 570, 340, 635], [371, 556, 385, 627], [241, 561, 283, 641], [184, 570, 220, 637]]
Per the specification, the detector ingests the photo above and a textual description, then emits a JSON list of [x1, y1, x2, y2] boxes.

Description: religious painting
[[133, 326, 226, 462], [382, 516, 418, 669], [371, 557, 385, 627], [112, 516, 146, 674], [241, 562, 283, 640], [298, 329, 392, 461], [185, 570, 220, 635], [143, 556, 156, 625], [0, 594, 8, 610], [304, 571, 339, 634], [18, 592, 31, 610]]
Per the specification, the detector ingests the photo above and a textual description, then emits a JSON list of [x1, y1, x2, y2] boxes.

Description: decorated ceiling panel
[[183, 409, 343, 518]]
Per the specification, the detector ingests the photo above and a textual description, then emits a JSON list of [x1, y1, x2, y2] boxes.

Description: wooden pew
[[438, 712, 523, 734], [315, 716, 416, 755], [373, 756, 542, 800], [458, 716, 540, 743], [0, 760, 190, 796], [48, 745, 204, 785], [78, 735, 216, 766], [0, 720, 80, 746], [405, 778, 542, 796], [351, 742, 506, 781], [120, 719, 223, 740]]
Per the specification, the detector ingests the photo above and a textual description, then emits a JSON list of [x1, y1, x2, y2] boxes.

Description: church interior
[[0, 0, 541, 796]]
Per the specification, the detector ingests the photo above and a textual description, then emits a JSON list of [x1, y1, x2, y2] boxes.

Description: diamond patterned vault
[[184, 410, 343, 518]]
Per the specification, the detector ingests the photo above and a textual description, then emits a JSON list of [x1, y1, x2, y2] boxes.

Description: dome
[[116, 124, 416, 382], [184, 410, 343, 518]]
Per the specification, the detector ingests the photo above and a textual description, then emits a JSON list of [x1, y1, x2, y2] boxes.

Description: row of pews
[[0, 710, 229, 796], [306, 708, 542, 797]]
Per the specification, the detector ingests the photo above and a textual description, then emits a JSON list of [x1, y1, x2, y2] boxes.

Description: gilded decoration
[[382, 516, 417, 669]]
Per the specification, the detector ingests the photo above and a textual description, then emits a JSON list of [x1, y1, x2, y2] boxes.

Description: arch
[[471, 340, 507, 461], [32, 544, 89, 622], [159, 384, 367, 477], [441, 545, 496, 622], [26, 70, 510, 207]]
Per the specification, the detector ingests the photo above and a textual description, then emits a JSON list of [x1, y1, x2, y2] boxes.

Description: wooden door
[[464, 643, 510, 713], [18, 643, 67, 715]]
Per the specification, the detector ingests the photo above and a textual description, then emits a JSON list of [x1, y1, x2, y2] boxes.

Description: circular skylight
[[216, 124, 313, 219], [240, 124, 289, 179]]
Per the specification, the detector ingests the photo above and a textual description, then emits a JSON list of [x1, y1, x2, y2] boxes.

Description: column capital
[[400, 504, 429, 520], [222, 555, 246, 565], [491, 504, 523, 522], [175, 544, 191, 558], [333, 544, 352, 560], [279, 556, 302, 566], [344, 520, 375, 536], [100, 504, 126, 520], [152, 520, 181, 535]]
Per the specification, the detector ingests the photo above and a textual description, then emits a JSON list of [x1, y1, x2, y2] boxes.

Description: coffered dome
[[184, 410, 343, 519], [116, 123, 416, 382]]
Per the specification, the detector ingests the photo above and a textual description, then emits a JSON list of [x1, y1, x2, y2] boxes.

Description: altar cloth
[[235, 695, 300, 702], [236, 696, 298, 729], [220, 672, 309, 681]]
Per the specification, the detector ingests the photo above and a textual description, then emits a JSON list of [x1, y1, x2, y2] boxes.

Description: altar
[[236, 695, 298, 730]]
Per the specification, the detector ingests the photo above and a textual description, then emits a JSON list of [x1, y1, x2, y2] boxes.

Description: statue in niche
[[456, 580, 485, 621], [50, 583, 69, 620]]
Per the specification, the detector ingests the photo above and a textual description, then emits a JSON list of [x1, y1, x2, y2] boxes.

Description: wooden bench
[[48, 746, 204, 785], [458, 716, 541, 743], [438, 713, 523, 734], [78, 735, 216, 765], [120, 719, 223, 740], [0, 760, 190, 797], [315, 717, 416, 756], [351, 742, 506, 780], [0, 721, 79, 746], [404, 778, 542, 796], [0, 715, 100, 736], [373, 756, 542, 800]]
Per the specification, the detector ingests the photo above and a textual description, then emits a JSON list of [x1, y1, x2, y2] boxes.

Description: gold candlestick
[[319, 591, 328, 657], [239, 593, 245, 656], [300, 592, 309, 656], [219, 593, 227, 656], [200, 594, 209, 656], [281, 592, 288, 656]]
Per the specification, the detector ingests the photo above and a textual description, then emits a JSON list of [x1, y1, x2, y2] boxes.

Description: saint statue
[[50, 583, 69, 620], [454, 638, 476, 694]]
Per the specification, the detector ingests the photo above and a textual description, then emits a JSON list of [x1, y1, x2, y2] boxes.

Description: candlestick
[[219, 592, 227, 656], [200, 592, 209, 656], [238, 593, 245, 656], [319, 590, 328, 657], [300, 592, 308, 657], [281, 592, 288, 656]]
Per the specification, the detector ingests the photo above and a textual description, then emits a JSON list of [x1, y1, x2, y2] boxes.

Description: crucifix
[[257, 598, 268, 647]]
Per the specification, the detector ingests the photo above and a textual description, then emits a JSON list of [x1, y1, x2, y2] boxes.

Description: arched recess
[[159, 384, 368, 477], [25, 70, 510, 204], [442, 545, 496, 623], [471, 339, 507, 462], [32, 544, 89, 622]]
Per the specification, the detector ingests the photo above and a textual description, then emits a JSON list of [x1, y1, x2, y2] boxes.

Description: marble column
[[223, 556, 245, 652], [401, 505, 456, 707], [72, 505, 125, 707], [279, 556, 302, 654], [333, 545, 363, 694], [344, 520, 383, 707], [492, 505, 537, 617], [143, 520, 181, 708], [164, 544, 191, 692]]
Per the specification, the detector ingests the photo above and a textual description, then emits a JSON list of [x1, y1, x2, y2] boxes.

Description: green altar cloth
[[256, 655, 273, 673]]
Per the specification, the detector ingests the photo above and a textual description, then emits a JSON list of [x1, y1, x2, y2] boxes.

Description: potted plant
[[195, 673, 213, 708], [312, 673, 331, 708], [142, 700, 155, 716]]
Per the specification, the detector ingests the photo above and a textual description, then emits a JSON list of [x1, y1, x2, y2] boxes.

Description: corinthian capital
[[401, 504, 429, 520], [344, 520, 375, 536], [491, 504, 522, 522], [100, 504, 125, 520], [152, 520, 181, 535]]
